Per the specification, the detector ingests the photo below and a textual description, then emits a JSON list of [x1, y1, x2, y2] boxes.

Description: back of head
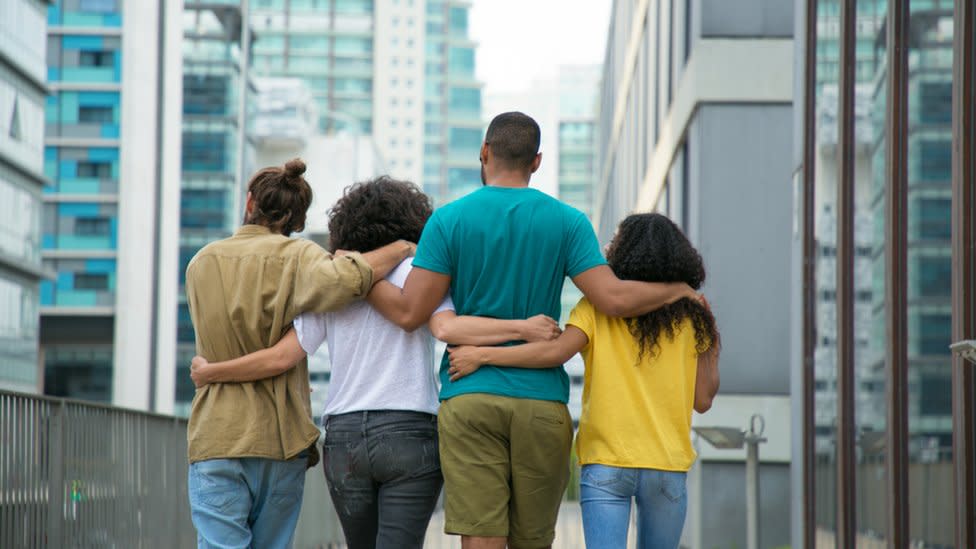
[[484, 112, 541, 171], [607, 213, 716, 361], [327, 176, 432, 252], [246, 158, 312, 236], [606, 213, 705, 289]]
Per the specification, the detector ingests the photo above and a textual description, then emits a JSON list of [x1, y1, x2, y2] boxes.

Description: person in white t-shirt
[[188, 176, 560, 549]]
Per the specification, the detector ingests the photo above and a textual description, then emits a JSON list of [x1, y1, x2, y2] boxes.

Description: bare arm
[[446, 326, 590, 381], [572, 265, 698, 318], [190, 329, 307, 387], [428, 311, 561, 345], [366, 267, 452, 332], [358, 240, 415, 281], [694, 343, 721, 413]]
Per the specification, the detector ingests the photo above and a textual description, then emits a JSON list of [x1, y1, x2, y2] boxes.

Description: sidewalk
[[423, 502, 638, 548]]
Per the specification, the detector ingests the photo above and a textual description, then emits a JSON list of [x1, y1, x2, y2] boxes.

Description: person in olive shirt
[[368, 112, 699, 549], [184, 158, 412, 549]]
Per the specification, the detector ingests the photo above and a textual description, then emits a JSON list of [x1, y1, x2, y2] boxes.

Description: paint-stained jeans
[[322, 410, 442, 549]]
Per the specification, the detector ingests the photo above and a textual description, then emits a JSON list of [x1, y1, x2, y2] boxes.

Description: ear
[[480, 142, 490, 164], [529, 152, 542, 174], [245, 191, 254, 215]]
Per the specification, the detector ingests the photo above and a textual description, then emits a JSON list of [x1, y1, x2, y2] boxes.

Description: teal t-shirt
[[413, 186, 607, 403]]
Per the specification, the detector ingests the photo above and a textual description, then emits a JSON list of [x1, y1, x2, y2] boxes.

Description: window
[[74, 273, 109, 290], [919, 374, 952, 416], [76, 217, 110, 236], [78, 106, 114, 124], [8, 96, 21, 140], [79, 50, 113, 67], [77, 161, 112, 178], [918, 82, 952, 124], [79, 0, 117, 13]]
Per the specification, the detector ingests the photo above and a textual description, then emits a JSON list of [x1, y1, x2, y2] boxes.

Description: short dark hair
[[484, 112, 541, 170], [245, 158, 312, 236], [327, 176, 433, 252]]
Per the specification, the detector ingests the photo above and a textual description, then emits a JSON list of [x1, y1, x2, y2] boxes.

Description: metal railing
[[0, 389, 346, 548], [1, 390, 194, 548]]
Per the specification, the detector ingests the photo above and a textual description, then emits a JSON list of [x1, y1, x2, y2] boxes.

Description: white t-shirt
[[294, 257, 453, 419]]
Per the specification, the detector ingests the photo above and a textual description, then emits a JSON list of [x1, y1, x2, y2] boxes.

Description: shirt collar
[[235, 224, 274, 236]]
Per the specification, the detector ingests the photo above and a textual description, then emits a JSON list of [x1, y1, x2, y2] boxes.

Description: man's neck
[[485, 171, 530, 188]]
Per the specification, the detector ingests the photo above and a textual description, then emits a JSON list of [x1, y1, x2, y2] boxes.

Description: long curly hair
[[605, 213, 719, 362], [327, 176, 432, 252]]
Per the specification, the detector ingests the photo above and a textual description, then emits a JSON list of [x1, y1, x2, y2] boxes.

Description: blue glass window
[[182, 132, 228, 172], [183, 75, 229, 116], [181, 189, 227, 229]]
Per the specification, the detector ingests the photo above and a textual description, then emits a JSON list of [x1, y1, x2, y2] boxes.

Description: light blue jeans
[[188, 456, 307, 549], [579, 464, 687, 549]]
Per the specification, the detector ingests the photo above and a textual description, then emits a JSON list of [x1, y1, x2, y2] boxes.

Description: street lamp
[[693, 414, 767, 549], [950, 340, 976, 364]]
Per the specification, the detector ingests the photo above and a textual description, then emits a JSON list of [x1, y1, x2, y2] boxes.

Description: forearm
[[604, 280, 690, 317], [431, 315, 529, 345], [476, 340, 575, 368], [360, 241, 414, 281], [198, 349, 294, 384]]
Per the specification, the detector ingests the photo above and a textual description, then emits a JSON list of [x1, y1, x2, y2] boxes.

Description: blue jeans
[[188, 455, 307, 549], [322, 410, 442, 549], [580, 464, 687, 549]]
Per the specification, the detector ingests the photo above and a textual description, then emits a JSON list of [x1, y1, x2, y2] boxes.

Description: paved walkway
[[423, 503, 638, 548]]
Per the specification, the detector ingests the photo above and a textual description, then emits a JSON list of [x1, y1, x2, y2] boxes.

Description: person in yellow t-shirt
[[447, 212, 721, 549]]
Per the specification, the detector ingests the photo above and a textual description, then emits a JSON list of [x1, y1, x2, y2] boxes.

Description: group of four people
[[184, 112, 721, 549]]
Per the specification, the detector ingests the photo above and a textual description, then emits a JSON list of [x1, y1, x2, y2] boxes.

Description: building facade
[[596, 1, 795, 547], [41, 0, 182, 412], [791, 0, 973, 547], [247, 0, 482, 206], [174, 1, 255, 415], [0, 0, 48, 393]]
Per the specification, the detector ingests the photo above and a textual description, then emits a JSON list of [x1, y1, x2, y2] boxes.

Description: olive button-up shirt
[[185, 224, 373, 463]]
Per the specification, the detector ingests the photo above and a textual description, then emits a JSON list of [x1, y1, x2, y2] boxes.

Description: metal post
[[744, 415, 766, 549], [47, 401, 65, 549]]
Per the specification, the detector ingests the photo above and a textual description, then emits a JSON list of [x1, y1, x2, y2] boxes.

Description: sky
[[469, 0, 613, 96]]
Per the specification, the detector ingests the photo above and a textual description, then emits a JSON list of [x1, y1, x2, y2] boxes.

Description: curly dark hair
[[605, 213, 720, 362], [326, 176, 432, 252]]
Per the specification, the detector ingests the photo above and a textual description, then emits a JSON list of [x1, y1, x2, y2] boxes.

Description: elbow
[[694, 397, 713, 414], [270, 348, 296, 374], [429, 321, 450, 342], [390, 310, 426, 333]]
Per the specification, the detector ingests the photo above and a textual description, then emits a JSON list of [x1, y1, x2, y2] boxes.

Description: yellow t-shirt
[[568, 297, 701, 471]]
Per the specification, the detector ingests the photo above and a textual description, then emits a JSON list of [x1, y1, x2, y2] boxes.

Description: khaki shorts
[[438, 393, 573, 548]]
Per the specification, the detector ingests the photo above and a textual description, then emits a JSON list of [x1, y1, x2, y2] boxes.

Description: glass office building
[[423, 0, 482, 204], [248, 0, 482, 206], [174, 1, 254, 414], [42, 0, 182, 411], [794, 0, 975, 546], [0, 0, 47, 393]]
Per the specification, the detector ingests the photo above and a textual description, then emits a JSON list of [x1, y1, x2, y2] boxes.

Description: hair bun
[[284, 158, 306, 178]]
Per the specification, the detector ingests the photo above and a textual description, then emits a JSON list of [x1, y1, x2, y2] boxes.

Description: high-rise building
[[421, 0, 482, 204], [0, 0, 48, 393], [247, 0, 482, 206], [596, 1, 795, 547], [41, 0, 182, 412], [557, 65, 600, 220], [174, 1, 255, 414], [794, 0, 960, 544]]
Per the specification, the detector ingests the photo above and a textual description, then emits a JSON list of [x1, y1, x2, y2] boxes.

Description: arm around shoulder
[[572, 265, 696, 318]]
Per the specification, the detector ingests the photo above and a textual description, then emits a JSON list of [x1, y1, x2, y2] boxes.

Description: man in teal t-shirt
[[368, 112, 696, 549]]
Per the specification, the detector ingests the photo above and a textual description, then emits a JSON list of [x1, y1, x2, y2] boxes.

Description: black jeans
[[322, 410, 443, 549]]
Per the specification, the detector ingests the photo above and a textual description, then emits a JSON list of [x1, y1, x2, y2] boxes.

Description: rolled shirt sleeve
[[291, 244, 374, 317]]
